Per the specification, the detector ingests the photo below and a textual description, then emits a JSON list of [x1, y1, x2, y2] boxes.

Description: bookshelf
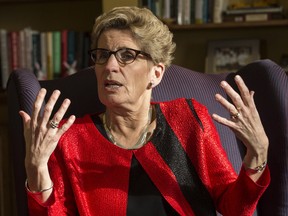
[[0, 0, 288, 214], [101, 0, 288, 71], [0, 1, 103, 215], [170, 20, 288, 71]]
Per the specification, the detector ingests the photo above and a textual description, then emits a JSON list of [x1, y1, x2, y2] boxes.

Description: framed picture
[[205, 39, 260, 74]]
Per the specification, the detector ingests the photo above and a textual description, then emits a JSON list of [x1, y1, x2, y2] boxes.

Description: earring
[[148, 81, 154, 89]]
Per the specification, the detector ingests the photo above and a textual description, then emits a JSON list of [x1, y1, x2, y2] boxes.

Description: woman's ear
[[150, 63, 165, 88]]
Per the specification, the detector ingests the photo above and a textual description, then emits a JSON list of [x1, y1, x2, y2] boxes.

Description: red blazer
[[27, 98, 270, 216]]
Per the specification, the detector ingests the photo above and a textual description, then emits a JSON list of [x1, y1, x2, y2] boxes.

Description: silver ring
[[231, 112, 240, 120], [50, 120, 59, 129]]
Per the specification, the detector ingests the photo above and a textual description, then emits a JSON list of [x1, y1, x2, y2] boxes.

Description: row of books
[[140, 0, 225, 25], [222, 5, 284, 23], [0, 28, 92, 89], [140, 0, 285, 25]]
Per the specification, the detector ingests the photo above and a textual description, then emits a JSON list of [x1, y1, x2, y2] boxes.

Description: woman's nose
[[105, 53, 119, 66]]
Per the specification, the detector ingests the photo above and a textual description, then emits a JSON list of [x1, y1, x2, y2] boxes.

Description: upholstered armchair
[[7, 59, 288, 215]]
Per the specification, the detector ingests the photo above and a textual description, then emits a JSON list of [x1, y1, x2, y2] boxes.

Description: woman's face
[[95, 29, 156, 110]]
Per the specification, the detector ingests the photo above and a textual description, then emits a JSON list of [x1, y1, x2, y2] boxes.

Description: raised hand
[[212, 75, 268, 179], [19, 88, 75, 200]]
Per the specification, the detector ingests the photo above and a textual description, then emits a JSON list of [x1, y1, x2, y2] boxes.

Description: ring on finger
[[231, 112, 240, 120], [50, 120, 59, 129]]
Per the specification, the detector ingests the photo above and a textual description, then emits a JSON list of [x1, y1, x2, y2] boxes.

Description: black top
[[91, 114, 179, 216]]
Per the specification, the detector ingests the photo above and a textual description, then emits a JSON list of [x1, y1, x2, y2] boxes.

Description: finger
[[53, 115, 76, 140], [234, 75, 253, 107], [220, 81, 244, 110], [215, 93, 240, 116], [31, 88, 47, 128], [212, 113, 238, 129], [47, 98, 71, 130], [40, 90, 61, 129]]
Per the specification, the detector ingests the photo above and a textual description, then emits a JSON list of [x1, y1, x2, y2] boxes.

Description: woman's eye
[[120, 51, 135, 61], [98, 52, 109, 60]]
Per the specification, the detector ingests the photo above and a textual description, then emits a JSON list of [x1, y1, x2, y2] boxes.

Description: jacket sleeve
[[27, 140, 78, 215], [191, 99, 270, 215]]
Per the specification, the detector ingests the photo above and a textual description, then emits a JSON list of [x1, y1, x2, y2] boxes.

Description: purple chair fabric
[[7, 59, 288, 216]]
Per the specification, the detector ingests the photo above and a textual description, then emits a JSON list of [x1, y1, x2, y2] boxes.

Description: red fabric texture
[[27, 98, 270, 216]]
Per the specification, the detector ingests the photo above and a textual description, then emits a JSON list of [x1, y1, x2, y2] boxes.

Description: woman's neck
[[103, 105, 155, 149]]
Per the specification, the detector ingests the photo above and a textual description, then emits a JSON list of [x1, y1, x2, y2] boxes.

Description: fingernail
[[235, 75, 241, 80], [220, 81, 227, 87]]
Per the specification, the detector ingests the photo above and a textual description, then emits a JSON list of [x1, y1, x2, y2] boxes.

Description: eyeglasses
[[88, 48, 151, 65]]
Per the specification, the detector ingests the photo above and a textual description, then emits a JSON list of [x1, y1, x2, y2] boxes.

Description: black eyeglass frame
[[88, 48, 152, 65]]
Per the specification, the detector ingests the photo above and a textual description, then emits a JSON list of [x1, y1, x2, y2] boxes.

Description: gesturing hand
[[19, 88, 75, 169], [212, 75, 268, 175]]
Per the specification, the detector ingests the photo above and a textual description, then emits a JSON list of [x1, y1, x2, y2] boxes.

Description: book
[[67, 31, 76, 65], [63, 30, 77, 76], [18, 30, 26, 69], [190, 0, 196, 24], [9, 31, 19, 71], [53, 31, 61, 78], [31, 31, 41, 78], [23, 28, 33, 71], [177, 0, 184, 25], [206, 0, 214, 23], [225, 6, 283, 15], [40, 32, 47, 80], [61, 29, 68, 77], [183, 0, 191, 24], [223, 11, 283, 22], [46, 31, 53, 80], [162, 0, 171, 20], [213, 0, 223, 23], [195, 0, 204, 24]]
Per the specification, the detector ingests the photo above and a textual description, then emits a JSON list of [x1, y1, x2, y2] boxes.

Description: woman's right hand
[[19, 88, 75, 200]]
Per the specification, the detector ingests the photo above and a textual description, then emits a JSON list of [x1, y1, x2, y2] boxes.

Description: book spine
[[46, 31, 53, 80], [65, 31, 77, 75], [53, 31, 61, 78], [67, 31, 76, 65], [40, 32, 47, 80], [61, 29, 68, 77], [177, 0, 184, 25], [202, 0, 208, 23], [206, 0, 214, 23], [24, 28, 33, 71], [213, 0, 223, 23], [183, 0, 191, 24], [195, 0, 204, 24], [223, 12, 283, 22], [18, 30, 26, 69], [163, 0, 171, 19], [9, 31, 19, 71], [190, 0, 196, 24], [32, 31, 42, 79]]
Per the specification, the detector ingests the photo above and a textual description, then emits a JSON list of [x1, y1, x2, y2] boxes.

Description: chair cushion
[[7, 68, 42, 116], [153, 65, 244, 174]]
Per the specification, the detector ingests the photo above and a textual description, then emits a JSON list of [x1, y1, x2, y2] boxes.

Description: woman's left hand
[[212, 75, 269, 177]]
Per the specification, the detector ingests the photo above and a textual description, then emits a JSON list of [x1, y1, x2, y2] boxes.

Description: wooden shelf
[[168, 19, 288, 30], [0, 0, 89, 2]]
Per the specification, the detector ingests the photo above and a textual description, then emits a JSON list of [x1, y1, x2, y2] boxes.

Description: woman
[[20, 6, 270, 216]]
